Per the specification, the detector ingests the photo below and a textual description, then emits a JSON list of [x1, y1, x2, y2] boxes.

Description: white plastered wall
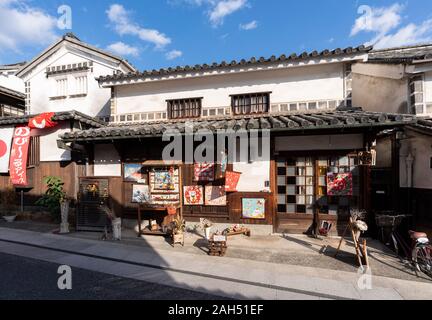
[[114, 63, 345, 114], [93, 144, 122, 177]]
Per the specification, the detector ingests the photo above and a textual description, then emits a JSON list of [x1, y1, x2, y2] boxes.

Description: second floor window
[[56, 78, 68, 97], [231, 92, 270, 115], [73, 75, 88, 95], [167, 98, 202, 119]]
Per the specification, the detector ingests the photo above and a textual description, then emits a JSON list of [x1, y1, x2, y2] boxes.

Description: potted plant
[[171, 217, 186, 246], [1, 187, 18, 222], [36, 176, 69, 232], [201, 218, 213, 240]]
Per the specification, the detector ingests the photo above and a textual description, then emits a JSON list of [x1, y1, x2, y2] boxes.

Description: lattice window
[[277, 155, 360, 216], [277, 157, 315, 215]]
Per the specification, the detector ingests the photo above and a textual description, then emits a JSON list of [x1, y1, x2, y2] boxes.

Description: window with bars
[[231, 92, 270, 115], [73, 75, 88, 95], [55, 78, 68, 97], [167, 98, 202, 119], [344, 64, 353, 107], [409, 75, 425, 114], [27, 136, 40, 167]]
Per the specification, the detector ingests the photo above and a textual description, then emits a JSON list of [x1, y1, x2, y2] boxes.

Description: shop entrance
[[77, 177, 109, 231], [275, 154, 360, 235]]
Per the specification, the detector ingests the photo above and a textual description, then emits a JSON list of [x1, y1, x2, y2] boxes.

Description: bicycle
[[409, 230, 432, 278], [375, 214, 432, 279]]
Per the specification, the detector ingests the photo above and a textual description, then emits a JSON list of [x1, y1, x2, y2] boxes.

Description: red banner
[[225, 171, 241, 192], [9, 126, 31, 186], [28, 112, 57, 129]]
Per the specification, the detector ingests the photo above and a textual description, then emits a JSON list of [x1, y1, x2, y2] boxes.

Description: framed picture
[[132, 185, 151, 203], [242, 198, 266, 219], [194, 163, 215, 181], [153, 170, 175, 190], [205, 185, 227, 206], [124, 163, 146, 184], [183, 186, 204, 205]]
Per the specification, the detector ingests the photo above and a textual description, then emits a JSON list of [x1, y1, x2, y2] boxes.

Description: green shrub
[[36, 176, 67, 221]]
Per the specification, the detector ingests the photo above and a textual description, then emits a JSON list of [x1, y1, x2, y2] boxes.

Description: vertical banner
[[0, 127, 14, 173], [9, 126, 31, 186]]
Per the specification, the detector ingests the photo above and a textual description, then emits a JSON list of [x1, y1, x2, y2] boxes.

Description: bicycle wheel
[[413, 245, 432, 279]]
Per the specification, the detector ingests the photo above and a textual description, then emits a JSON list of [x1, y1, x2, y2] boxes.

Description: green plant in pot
[[1, 187, 18, 222], [36, 176, 67, 223]]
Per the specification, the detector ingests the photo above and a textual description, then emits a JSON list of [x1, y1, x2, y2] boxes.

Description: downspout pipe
[[406, 153, 415, 216]]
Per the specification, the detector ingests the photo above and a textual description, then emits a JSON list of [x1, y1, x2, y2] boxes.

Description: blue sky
[[0, 0, 431, 70]]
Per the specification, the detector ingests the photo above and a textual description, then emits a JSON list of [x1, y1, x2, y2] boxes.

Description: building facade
[[352, 44, 432, 228], [59, 45, 415, 235]]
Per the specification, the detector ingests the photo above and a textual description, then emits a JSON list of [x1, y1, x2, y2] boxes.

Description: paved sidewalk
[[0, 227, 431, 300]]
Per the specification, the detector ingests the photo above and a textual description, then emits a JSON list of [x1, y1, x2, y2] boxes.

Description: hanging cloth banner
[[225, 171, 241, 192], [28, 112, 58, 129], [9, 126, 31, 186], [0, 127, 14, 173]]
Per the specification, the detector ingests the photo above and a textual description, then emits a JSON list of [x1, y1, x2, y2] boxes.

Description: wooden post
[[137, 205, 142, 237]]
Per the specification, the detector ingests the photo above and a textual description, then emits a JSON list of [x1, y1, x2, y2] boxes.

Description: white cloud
[[209, 0, 247, 27], [171, 0, 248, 27], [106, 41, 139, 57], [350, 3, 432, 49], [373, 19, 432, 49], [0, 0, 58, 52], [351, 4, 403, 37], [165, 49, 183, 60], [107, 4, 171, 49], [239, 20, 257, 30]]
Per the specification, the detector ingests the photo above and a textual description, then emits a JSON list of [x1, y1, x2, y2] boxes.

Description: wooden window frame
[[166, 97, 202, 120], [230, 92, 271, 115]]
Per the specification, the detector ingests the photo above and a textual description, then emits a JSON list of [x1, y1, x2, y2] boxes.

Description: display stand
[[136, 162, 182, 238], [334, 217, 369, 268]]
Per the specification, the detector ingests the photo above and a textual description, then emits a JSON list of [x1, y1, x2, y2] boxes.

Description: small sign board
[[213, 235, 227, 242]]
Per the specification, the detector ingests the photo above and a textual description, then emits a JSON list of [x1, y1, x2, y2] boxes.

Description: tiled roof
[[97, 45, 372, 83], [369, 43, 432, 63], [60, 108, 415, 142], [0, 111, 105, 128], [408, 118, 432, 135], [0, 85, 25, 100], [17, 33, 136, 77]]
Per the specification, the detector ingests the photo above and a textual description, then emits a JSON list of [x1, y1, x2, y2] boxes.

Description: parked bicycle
[[375, 214, 432, 279]]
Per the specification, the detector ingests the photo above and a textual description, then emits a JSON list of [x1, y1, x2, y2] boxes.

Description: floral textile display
[[326, 172, 353, 196], [183, 186, 204, 205], [205, 186, 227, 206], [194, 163, 215, 181], [242, 198, 265, 219]]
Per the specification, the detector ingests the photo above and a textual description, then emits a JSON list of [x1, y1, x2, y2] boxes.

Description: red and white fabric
[[0, 127, 14, 173], [9, 126, 31, 186]]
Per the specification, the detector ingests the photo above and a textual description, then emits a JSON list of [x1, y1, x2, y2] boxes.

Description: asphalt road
[[0, 252, 227, 300]]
